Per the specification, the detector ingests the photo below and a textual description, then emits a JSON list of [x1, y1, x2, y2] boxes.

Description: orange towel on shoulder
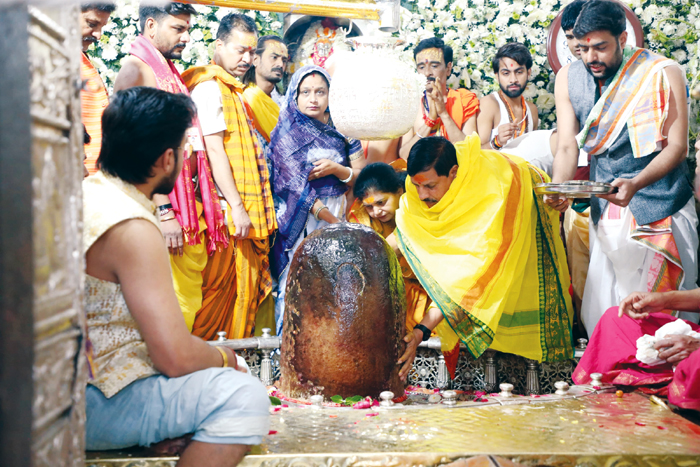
[[81, 53, 109, 175]]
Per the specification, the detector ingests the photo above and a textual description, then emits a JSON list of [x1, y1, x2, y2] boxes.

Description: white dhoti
[[500, 129, 555, 176], [582, 198, 699, 336]]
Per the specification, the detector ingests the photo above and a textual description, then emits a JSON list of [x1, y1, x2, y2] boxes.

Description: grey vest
[[567, 59, 692, 225]]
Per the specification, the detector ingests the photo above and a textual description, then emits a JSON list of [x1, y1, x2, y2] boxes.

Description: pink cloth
[[129, 35, 227, 254], [574, 307, 700, 410]]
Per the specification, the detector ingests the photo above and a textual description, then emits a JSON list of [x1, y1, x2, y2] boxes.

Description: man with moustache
[[241, 36, 288, 149], [399, 37, 479, 160], [114, 2, 228, 331], [181, 14, 277, 340], [80, 1, 115, 175], [83, 87, 269, 465], [387, 136, 573, 380], [548, 0, 698, 336], [476, 42, 555, 175], [242, 35, 287, 104]]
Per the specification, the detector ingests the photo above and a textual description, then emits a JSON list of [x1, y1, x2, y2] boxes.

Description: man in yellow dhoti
[[393, 136, 574, 380], [182, 14, 277, 340], [80, 1, 114, 175]]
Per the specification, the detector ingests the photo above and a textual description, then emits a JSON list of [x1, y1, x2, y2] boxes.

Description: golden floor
[[87, 391, 700, 467]]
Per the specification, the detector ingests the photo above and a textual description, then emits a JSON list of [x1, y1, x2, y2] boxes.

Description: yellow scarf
[[395, 135, 573, 362], [182, 64, 277, 240], [242, 84, 280, 142]]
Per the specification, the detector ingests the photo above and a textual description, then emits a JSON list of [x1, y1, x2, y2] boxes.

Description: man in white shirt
[[181, 13, 277, 340]]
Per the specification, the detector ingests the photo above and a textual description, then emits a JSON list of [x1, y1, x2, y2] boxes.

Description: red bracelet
[[422, 112, 437, 128]]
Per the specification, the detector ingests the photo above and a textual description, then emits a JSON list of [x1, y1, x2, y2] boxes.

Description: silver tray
[[534, 181, 618, 198]]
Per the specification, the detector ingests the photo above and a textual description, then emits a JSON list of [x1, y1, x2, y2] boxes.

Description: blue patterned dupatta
[[268, 65, 361, 278]]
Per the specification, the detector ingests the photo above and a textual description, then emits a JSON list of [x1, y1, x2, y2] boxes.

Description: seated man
[[476, 42, 555, 175], [574, 290, 700, 410], [399, 37, 479, 160], [391, 136, 574, 379], [84, 87, 269, 465], [548, 0, 697, 336]]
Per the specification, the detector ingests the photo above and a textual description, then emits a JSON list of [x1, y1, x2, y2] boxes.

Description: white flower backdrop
[[91, 0, 700, 150]]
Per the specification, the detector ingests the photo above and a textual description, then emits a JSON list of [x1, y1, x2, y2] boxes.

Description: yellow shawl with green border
[[395, 135, 573, 362]]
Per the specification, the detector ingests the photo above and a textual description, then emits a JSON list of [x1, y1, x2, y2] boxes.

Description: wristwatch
[[413, 324, 431, 342]]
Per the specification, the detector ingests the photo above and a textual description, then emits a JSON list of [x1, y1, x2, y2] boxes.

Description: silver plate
[[534, 181, 618, 198]]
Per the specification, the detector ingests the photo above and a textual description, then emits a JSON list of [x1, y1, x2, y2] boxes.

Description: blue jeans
[[86, 368, 270, 450]]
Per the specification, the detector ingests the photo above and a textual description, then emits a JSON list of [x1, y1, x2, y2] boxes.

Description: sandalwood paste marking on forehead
[[268, 42, 288, 56], [416, 48, 444, 64], [242, 35, 257, 49], [364, 196, 376, 204], [413, 174, 427, 184]]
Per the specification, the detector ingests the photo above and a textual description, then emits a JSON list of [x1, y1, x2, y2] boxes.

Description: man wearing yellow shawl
[[393, 136, 574, 380], [182, 13, 277, 340], [241, 35, 287, 147]]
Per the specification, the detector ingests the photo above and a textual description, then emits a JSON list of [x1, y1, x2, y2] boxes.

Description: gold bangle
[[215, 346, 228, 368]]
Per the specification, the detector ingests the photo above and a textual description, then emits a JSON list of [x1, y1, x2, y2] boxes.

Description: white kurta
[[582, 197, 699, 336]]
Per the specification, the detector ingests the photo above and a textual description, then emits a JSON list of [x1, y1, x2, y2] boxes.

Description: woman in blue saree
[[269, 65, 364, 334]]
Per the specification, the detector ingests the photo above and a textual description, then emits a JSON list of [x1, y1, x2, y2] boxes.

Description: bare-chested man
[[398, 37, 479, 161], [476, 42, 555, 175]]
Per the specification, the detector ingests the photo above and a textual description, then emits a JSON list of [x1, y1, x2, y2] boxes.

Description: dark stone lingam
[[279, 223, 406, 400]]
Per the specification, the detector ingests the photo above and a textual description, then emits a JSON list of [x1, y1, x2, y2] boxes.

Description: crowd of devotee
[[78, 0, 700, 464]]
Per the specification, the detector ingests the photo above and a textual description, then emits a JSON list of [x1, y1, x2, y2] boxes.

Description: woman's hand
[[309, 159, 346, 181]]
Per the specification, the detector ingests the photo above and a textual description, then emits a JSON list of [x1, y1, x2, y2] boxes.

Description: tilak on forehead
[[416, 48, 444, 63], [241, 34, 257, 49], [267, 42, 288, 56], [413, 174, 427, 183], [364, 196, 376, 204]]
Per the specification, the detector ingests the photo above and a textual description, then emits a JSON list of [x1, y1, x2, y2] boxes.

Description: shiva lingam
[[278, 223, 407, 400]]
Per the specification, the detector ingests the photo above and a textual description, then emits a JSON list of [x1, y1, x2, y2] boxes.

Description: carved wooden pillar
[[0, 2, 86, 466]]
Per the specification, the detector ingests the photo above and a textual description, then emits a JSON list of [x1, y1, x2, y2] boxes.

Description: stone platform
[[87, 391, 700, 467]]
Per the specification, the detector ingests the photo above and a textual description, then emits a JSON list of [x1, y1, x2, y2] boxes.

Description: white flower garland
[[91, 0, 700, 147]]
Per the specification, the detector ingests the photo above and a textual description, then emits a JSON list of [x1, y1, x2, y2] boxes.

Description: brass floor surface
[[87, 392, 700, 467]]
